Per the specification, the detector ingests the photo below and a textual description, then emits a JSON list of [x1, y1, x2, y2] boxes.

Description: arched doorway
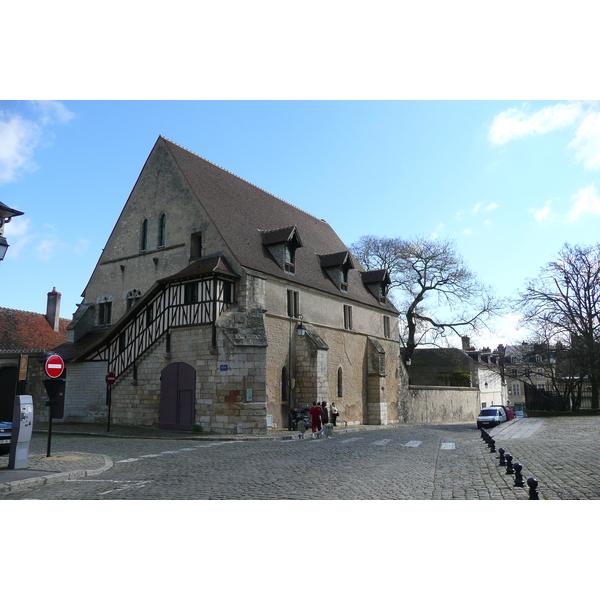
[[0, 366, 18, 421], [159, 362, 195, 430]]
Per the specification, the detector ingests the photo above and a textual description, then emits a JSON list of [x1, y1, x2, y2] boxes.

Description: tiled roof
[[0, 308, 70, 354], [160, 137, 398, 314]]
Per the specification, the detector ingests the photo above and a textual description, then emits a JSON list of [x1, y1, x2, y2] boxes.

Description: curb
[[0, 454, 113, 495]]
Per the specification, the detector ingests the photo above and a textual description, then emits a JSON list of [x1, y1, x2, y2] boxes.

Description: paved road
[[2, 417, 599, 499]]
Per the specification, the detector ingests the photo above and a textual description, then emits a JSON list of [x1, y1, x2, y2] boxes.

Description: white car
[[477, 407, 507, 429]]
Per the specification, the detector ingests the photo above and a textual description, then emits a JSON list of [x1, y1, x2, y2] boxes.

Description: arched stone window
[[158, 213, 166, 248], [140, 219, 148, 252], [126, 289, 142, 310]]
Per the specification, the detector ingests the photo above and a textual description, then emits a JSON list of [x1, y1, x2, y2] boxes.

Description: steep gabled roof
[[160, 137, 398, 313], [0, 308, 70, 354]]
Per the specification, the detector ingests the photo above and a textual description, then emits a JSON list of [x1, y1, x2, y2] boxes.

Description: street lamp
[[0, 201, 24, 262]]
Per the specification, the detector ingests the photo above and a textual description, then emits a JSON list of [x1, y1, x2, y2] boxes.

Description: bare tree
[[516, 242, 600, 409], [350, 235, 502, 362]]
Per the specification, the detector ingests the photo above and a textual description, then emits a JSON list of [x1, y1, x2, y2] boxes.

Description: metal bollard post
[[513, 462, 525, 487], [527, 477, 540, 500], [498, 448, 506, 466], [505, 453, 515, 475], [489, 439, 496, 453]]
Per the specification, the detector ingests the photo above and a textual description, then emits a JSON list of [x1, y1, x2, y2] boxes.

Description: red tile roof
[[0, 308, 70, 354]]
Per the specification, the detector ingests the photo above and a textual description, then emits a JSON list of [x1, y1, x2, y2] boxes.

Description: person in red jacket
[[309, 401, 322, 439]]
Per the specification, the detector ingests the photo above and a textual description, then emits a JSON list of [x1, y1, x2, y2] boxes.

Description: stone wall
[[401, 385, 480, 423]]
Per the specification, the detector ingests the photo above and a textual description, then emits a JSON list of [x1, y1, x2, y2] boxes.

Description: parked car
[[476, 407, 507, 429], [0, 421, 11, 455]]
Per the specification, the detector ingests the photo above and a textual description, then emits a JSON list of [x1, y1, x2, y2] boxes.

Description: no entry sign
[[106, 372, 116, 385], [45, 354, 65, 378]]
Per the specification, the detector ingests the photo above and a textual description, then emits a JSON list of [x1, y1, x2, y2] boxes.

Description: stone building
[[55, 137, 405, 433]]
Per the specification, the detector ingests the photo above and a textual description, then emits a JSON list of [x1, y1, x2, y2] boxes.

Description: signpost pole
[[44, 355, 64, 458], [46, 405, 53, 458], [105, 372, 115, 432], [106, 385, 112, 432]]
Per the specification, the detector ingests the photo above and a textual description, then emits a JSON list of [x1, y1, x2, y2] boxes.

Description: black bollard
[[527, 477, 540, 500], [480, 427, 486, 439], [490, 439, 496, 453], [498, 448, 506, 466], [505, 453, 515, 475], [513, 462, 525, 487]]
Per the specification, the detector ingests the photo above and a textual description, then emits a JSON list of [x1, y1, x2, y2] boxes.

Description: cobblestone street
[[2, 416, 600, 500]]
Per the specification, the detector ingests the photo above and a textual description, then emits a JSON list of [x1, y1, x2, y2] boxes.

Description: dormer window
[[260, 225, 303, 275], [319, 251, 353, 292], [361, 269, 391, 304]]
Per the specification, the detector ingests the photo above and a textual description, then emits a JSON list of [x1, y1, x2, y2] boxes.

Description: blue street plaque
[[220, 364, 228, 371]]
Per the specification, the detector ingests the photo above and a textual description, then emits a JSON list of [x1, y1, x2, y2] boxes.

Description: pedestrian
[[320, 401, 329, 437], [331, 401, 339, 426], [309, 401, 322, 439], [297, 418, 308, 439]]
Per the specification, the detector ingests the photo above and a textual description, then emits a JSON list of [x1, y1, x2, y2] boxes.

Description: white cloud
[[0, 113, 41, 184], [461, 228, 474, 236], [455, 210, 464, 221], [529, 199, 555, 225], [483, 219, 492, 227], [486, 202, 499, 211], [430, 222, 445, 240], [472, 203, 482, 215], [0, 101, 74, 185], [35, 238, 58, 261], [569, 112, 600, 171], [488, 102, 583, 145], [31, 101, 76, 125], [2, 217, 32, 258], [566, 185, 600, 222]]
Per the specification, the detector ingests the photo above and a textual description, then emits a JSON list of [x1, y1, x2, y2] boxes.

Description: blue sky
[[2, 99, 600, 349]]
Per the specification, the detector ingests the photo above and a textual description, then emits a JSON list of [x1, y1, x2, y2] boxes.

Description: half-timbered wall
[[89, 276, 234, 378]]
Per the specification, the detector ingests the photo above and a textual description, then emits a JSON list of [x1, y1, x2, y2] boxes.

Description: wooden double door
[[159, 362, 195, 430]]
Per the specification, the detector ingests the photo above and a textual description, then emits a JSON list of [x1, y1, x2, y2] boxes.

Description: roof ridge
[[159, 135, 329, 225]]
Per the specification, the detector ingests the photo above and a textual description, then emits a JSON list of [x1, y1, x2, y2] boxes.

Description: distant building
[[0, 288, 69, 420]]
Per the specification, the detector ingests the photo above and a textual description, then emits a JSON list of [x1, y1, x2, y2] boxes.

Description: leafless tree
[[350, 235, 502, 362], [516, 242, 600, 409]]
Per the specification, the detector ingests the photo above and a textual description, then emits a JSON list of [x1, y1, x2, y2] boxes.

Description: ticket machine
[[8, 395, 33, 469]]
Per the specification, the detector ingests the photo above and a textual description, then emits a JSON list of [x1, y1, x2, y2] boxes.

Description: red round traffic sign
[[45, 354, 65, 378], [106, 372, 116, 385]]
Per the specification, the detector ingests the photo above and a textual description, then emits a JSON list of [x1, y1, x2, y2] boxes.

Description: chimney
[[46, 287, 62, 332], [461, 335, 471, 351]]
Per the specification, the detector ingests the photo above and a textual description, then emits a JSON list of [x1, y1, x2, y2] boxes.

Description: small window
[[99, 301, 112, 326], [340, 266, 348, 292], [337, 367, 343, 397], [146, 304, 154, 327], [184, 282, 198, 304], [284, 243, 296, 274], [158, 213, 166, 248], [511, 382, 520, 396], [343, 305, 353, 330], [379, 283, 387, 303], [222, 281, 234, 304], [140, 219, 148, 252], [118, 331, 126, 354], [383, 315, 391, 339], [287, 290, 300, 318], [190, 231, 203, 259]]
